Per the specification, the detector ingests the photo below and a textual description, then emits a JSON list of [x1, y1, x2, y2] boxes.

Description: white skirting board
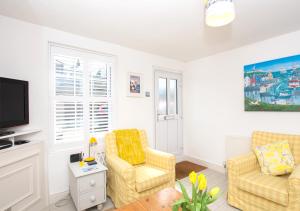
[[175, 154, 186, 163], [49, 190, 70, 205]]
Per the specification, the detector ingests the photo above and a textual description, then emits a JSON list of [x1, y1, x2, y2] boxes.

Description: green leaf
[[172, 204, 180, 211], [191, 205, 196, 211], [196, 203, 201, 211], [207, 195, 219, 204], [200, 204, 208, 211], [178, 181, 190, 202], [172, 198, 186, 206], [192, 184, 197, 203], [200, 191, 209, 211], [197, 190, 202, 203], [186, 204, 192, 210]]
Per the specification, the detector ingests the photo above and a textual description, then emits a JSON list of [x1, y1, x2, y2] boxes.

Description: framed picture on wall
[[127, 72, 143, 97], [244, 54, 300, 111]]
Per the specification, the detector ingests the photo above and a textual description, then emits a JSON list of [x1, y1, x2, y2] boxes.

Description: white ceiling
[[1, 0, 300, 61]]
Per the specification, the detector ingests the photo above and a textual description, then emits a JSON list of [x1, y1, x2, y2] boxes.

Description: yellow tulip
[[189, 171, 197, 185], [209, 187, 220, 198], [198, 173, 207, 191]]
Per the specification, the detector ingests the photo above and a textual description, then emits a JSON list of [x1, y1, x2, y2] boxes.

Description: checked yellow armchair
[[105, 130, 175, 208], [227, 131, 300, 211]]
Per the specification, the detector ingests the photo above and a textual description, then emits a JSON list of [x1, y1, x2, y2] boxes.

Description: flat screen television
[[0, 77, 29, 129]]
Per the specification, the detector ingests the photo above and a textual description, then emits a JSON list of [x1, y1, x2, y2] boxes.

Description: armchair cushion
[[135, 165, 169, 193], [238, 170, 289, 206], [114, 129, 145, 165], [254, 140, 295, 175]]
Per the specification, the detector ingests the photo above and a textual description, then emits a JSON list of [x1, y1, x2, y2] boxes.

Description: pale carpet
[[47, 168, 239, 211]]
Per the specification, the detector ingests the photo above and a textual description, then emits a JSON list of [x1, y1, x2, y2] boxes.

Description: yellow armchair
[[105, 130, 175, 208], [227, 131, 300, 211], [288, 165, 300, 210]]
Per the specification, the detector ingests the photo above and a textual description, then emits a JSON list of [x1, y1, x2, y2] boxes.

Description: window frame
[[49, 42, 116, 152]]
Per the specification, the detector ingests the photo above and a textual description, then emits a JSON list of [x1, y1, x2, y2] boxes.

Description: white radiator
[[225, 135, 251, 160]]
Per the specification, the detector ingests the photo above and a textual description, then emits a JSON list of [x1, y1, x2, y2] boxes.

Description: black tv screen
[[0, 77, 29, 128]]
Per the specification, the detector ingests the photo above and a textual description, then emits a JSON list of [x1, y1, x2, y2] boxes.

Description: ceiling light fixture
[[205, 0, 235, 27]]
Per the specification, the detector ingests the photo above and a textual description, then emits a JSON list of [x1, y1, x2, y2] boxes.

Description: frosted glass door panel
[[168, 79, 177, 115], [158, 78, 167, 115]]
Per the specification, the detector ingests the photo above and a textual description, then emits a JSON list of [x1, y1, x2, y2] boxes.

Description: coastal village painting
[[244, 55, 300, 111]]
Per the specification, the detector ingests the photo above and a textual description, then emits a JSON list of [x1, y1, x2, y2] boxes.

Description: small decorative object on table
[[84, 137, 97, 162], [172, 171, 220, 211]]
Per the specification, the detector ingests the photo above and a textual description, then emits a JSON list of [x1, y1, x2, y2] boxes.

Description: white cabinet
[[69, 162, 107, 211], [0, 141, 47, 211]]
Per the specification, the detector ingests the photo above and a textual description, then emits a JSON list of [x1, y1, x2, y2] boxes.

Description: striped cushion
[[238, 170, 289, 206], [135, 165, 169, 193]]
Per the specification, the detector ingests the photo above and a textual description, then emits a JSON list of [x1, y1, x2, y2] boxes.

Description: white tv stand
[[0, 129, 47, 211], [0, 129, 40, 143]]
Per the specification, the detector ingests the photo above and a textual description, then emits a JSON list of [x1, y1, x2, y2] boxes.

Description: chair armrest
[[227, 152, 259, 175], [145, 148, 175, 171], [289, 164, 300, 182], [106, 155, 135, 181], [288, 165, 300, 209]]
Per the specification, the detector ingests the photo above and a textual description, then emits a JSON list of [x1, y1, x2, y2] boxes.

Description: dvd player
[[0, 140, 13, 150]]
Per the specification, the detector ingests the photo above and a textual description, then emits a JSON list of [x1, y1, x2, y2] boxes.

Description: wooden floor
[[176, 161, 207, 180]]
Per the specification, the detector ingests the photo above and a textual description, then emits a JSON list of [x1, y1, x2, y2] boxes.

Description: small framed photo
[[128, 72, 143, 97]]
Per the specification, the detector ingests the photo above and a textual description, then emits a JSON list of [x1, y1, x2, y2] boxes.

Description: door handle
[[164, 115, 175, 120], [157, 115, 177, 121], [157, 114, 165, 121]]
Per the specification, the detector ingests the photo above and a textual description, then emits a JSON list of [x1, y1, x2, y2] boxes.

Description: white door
[[155, 70, 183, 155]]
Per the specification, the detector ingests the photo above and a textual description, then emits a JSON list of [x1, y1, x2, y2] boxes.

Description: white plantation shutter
[[51, 45, 113, 145], [55, 55, 83, 96], [55, 102, 84, 143], [89, 63, 111, 97], [89, 101, 110, 134], [89, 63, 112, 136]]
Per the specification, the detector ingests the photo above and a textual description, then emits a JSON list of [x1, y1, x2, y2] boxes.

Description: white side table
[[69, 162, 107, 211]]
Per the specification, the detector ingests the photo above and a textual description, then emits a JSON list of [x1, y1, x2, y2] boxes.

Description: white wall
[[184, 30, 300, 168], [0, 15, 185, 195]]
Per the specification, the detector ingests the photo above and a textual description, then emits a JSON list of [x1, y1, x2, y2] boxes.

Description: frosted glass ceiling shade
[[205, 0, 235, 27]]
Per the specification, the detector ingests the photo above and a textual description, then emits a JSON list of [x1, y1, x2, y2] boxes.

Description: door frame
[[153, 66, 183, 155]]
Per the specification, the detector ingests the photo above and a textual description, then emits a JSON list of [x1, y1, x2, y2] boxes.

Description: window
[[50, 44, 114, 145]]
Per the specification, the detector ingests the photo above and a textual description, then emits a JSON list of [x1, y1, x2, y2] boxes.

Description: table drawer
[[79, 188, 105, 210], [79, 172, 105, 193]]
